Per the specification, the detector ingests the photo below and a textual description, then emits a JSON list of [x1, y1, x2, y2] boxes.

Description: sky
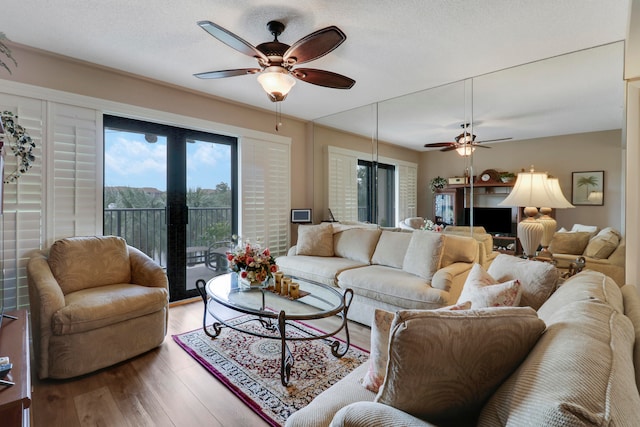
[[104, 130, 231, 191]]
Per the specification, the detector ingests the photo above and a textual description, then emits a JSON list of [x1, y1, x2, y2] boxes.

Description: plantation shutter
[[47, 103, 101, 241], [240, 136, 290, 257], [397, 163, 418, 221], [327, 146, 358, 222], [0, 94, 45, 309]]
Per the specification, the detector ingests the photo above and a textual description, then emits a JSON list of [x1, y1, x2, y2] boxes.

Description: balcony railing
[[104, 207, 232, 266]]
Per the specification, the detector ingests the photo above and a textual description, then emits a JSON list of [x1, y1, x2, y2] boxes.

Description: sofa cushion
[[571, 223, 599, 236], [296, 223, 334, 256], [276, 255, 367, 287], [621, 284, 640, 391], [48, 236, 132, 295], [439, 234, 478, 267], [548, 231, 592, 255], [583, 227, 621, 259], [487, 254, 558, 310], [337, 265, 449, 309], [375, 307, 545, 425], [371, 230, 412, 268], [479, 272, 640, 426], [362, 302, 472, 394], [334, 228, 382, 264], [52, 283, 169, 335], [458, 263, 521, 308], [402, 230, 444, 280]]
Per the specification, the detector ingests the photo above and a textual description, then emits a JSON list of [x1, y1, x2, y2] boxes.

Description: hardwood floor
[[30, 299, 372, 427]]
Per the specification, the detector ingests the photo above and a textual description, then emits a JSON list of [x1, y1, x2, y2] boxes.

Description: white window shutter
[[240, 137, 290, 257], [327, 147, 358, 222], [397, 164, 418, 221]]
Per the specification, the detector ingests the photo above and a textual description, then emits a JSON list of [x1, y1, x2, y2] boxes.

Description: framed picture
[[291, 209, 312, 223], [572, 171, 604, 205]]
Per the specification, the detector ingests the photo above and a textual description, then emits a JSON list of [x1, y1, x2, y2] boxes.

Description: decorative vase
[[238, 273, 266, 290]]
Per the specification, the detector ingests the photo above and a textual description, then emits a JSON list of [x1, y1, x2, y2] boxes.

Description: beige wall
[[420, 130, 624, 232]]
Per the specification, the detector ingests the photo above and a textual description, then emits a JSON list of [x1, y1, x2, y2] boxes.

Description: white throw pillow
[[458, 263, 522, 308]]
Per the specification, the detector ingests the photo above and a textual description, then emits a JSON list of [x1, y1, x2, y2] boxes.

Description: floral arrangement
[[226, 241, 277, 284], [1, 111, 36, 183], [421, 219, 443, 232]]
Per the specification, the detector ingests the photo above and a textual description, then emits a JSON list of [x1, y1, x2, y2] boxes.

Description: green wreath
[[1, 111, 36, 183]]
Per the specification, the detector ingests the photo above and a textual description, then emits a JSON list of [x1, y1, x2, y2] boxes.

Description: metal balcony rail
[[104, 207, 232, 266]]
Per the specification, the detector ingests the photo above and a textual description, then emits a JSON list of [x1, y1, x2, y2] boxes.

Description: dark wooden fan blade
[[474, 145, 492, 149], [197, 21, 268, 62], [291, 68, 355, 89], [194, 68, 261, 79], [284, 26, 346, 65], [424, 142, 456, 148], [475, 137, 512, 143], [441, 146, 458, 152]]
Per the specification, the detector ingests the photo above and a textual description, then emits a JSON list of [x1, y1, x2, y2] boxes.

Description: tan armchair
[[443, 226, 499, 268], [27, 236, 169, 379]]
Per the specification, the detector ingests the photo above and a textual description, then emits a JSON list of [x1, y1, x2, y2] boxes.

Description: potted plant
[[499, 172, 516, 183], [0, 32, 17, 75], [429, 176, 447, 193]]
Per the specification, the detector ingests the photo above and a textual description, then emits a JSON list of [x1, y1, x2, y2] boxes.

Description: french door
[[103, 115, 237, 301]]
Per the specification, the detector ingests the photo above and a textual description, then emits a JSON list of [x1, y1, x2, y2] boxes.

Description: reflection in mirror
[[313, 41, 625, 237]]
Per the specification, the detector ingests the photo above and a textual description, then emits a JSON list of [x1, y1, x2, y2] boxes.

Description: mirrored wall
[[312, 41, 625, 232]]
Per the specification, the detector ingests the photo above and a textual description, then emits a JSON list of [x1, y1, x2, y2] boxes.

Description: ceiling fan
[[194, 20, 356, 102], [424, 123, 512, 155]]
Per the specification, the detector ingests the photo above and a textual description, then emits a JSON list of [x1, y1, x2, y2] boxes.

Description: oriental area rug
[[173, 316, 369, 427]]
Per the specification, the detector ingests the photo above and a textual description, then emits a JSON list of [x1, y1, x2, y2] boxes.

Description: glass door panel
[[185, 139, 234, 290]]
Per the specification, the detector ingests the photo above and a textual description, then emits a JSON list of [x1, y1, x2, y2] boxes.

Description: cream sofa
[[275, 223, 479, 326], [442, 226, 499, 268], [549, 226, 625, 285], [27, 236, 170, 379], [285, 268, 640, 426]]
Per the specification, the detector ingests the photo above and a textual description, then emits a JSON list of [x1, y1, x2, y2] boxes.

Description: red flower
[[240, 270, 248, 279], [263, 248, 270, 256], [226, 253, 234, 261], [270, 264, 278, 272]]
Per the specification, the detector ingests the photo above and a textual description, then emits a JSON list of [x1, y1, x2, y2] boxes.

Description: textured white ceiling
[[1, 0, 630, 149]]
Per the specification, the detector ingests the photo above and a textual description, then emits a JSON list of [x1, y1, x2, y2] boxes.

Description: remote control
[[0, 363, 12, 378]]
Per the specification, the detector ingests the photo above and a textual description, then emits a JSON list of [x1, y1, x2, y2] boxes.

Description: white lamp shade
[[499, 170, 555, 208], [456, 145, 475, 156], [544, 177, 574, 208], [257, 66, 296, 102]]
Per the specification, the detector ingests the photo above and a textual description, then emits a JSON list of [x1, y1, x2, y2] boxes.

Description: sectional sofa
[[275, 223, 479, 326], [286, 266, 640, 427]]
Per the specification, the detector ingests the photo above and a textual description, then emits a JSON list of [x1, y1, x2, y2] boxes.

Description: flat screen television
[[462, 207, 515, 235]]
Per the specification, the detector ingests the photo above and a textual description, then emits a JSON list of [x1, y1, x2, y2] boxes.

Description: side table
[[0, 309, 31, 427]]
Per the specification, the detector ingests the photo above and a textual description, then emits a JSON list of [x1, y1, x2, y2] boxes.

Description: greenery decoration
[[429, 176, 447, 193], [0, 32, 17, 75], [1, 111, 36, 183]]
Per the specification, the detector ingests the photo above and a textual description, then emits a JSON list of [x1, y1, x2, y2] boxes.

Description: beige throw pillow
[[548, 231, 592, 255], [296, 223, 334, 256], [402, 230, 444, 280], [333, 228, 382, 264], [458, 263, 522, 308], [362, 302, 472, 393], [583, 227, 621, 259], [487, 254, 559, 310], [375, 307, 546, 425]]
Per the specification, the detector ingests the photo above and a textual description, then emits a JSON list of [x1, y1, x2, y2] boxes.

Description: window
[[358, 160, 395, 226]]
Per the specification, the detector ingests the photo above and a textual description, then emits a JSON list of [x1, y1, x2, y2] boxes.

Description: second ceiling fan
[[194, 20, 356, 102], [424, 123, 512, 153]]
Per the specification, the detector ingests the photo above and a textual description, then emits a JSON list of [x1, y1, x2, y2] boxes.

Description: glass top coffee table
[[195, 273, 354, 385]]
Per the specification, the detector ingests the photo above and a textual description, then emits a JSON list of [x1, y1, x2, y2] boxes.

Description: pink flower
[[263, 248, 270, 256], [270, 264, 278, 272]]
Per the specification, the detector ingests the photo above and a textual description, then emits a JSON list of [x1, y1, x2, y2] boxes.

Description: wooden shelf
[[0, 309, 31, 427]]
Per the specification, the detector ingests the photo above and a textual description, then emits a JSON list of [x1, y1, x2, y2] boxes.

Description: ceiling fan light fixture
[[456, 145, 475, 156], [257, 66, 296, 102]]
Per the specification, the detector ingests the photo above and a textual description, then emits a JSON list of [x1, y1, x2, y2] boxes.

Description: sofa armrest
[[287, 245, 297, 256], [128, 246, 169, 290], [330, 402, 436, 427], [27, 250, 66, 379], [431, 262, 474, 303]]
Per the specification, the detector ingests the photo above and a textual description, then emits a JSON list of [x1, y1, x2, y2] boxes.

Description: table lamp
[[498, 167, 557, 258]]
